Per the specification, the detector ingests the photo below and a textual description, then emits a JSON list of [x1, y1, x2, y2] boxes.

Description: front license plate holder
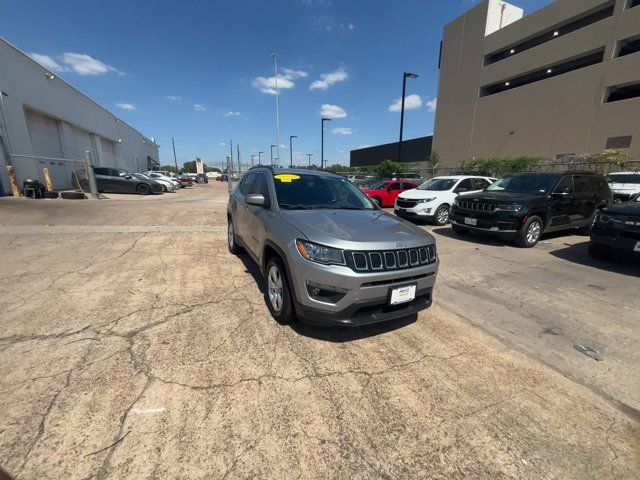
[[465, 217, 477, 226], [388, 284, 417, 306]]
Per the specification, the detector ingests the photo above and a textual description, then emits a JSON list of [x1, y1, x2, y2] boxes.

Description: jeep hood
[[458, 191, 546, 203], [603, 201, 640, 216], [279, 209, 432, 249]]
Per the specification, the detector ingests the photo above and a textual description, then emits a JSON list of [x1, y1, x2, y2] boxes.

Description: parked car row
[[81, 167, 207, 195], [385, 171, 639, 260]]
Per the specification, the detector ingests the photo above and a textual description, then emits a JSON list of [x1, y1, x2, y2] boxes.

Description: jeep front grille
[[458, 200, 496, 212], [347, 245, 436, 273]]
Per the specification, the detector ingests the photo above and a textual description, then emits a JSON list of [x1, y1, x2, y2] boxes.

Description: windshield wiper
[[279, 204, 315, 210]]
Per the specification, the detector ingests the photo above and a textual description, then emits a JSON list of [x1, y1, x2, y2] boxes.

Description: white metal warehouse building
[[0, 37, 159, 196]]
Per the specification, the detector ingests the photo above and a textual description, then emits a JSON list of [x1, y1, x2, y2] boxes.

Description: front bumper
[[394, 202, 434, 218], [450, 207, 521, 238], [287, 242, 439, 326], [591, 224, 640, 255]]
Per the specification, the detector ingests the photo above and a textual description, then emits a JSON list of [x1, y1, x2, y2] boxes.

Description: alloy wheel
[[526, 221, 541, 244], [436, 207, 449, 224], [228, 222, 234, 249], [267, 265, 284, 312]]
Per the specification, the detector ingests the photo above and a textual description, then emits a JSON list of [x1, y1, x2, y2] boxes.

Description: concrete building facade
[[432, 0, 640, 169], [350, 136, 433, 168], [0, 38, 159, 195]]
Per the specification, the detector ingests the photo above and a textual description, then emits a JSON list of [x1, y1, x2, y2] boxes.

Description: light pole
[[270, 144, 276, 166], [171, 137, 179, 173], [272, 53, 281, 163], [251, 154, 256, 166], [398, 72, 419, 164], [306, 153, 313, 168], [321, 117, 331, 170], [289, 135, 297, 168], [258, 151, 263, 165]]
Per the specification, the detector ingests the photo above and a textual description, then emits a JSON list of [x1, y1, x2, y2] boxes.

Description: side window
[[554, 176, 573, 194], [454, 179, 474, 192], [574, 175, 594, 196], [94, 167, 109, 175], [473, 178, 490, 190], [239, 173, 257, 195], [388, 183, 402, 191], [251, 174, 270, 201], [403, 182, 416, 190]]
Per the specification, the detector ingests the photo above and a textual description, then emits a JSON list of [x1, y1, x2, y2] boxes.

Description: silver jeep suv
[[227, 167, 439, 326]]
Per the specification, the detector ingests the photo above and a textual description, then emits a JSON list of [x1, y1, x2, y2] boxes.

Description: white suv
[[394, 175, 496, 225]]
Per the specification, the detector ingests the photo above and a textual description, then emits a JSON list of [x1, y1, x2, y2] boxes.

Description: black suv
[[589, 194, 640, 260], [450, 172, 612, 247]]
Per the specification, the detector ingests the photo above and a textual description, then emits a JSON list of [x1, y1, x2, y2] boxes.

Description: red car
[[362, 180, 419, 207]]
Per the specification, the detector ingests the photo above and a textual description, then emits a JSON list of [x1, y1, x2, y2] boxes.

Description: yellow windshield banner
[[274, 174, 301, 183]]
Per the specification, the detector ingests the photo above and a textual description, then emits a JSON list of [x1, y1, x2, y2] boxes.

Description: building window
[[480, 49, 605, 97], [483, 1, 615, 66], [604, 82, 640, 103], [627, 0, 640, 9], [614, 34, 640, 58], [605, 136, 632, 149]]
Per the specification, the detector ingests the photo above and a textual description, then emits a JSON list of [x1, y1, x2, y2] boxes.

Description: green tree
[[182, 161, 197, 173], [375, 159, 405, 179], [461, 157, 542, 177], [160, 165, 179, 174]]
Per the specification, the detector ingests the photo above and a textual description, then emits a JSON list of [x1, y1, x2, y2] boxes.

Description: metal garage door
[[25, 109, 71, 189], [101, 137, 116, 167], [68, 125, 94, 160]]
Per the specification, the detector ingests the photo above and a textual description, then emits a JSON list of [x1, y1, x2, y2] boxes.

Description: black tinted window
[[455, 179, 474, 192], [94, 168, 110, 175], [239, 173, 257, 195], [573, 175, 594, 196], [473, 178, 490, 190], [554, 176, 573, 194], [251, 174, 270, 200]]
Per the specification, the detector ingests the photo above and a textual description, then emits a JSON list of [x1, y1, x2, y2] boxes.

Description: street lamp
[[251, 154, 256, 166], [398, 71, 419, 164], [321, 118, 331, 170], [258, 151, 263, 165], [289, 135, 297, 168], [306, 153, 313, 168], [270, 144, 276, 166]]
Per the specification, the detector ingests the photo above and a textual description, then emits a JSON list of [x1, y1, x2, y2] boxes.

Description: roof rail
[[248, 164, 274, 172]]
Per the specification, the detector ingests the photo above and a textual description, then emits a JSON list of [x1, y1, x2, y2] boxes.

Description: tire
[[588, 242, 610, 261], [60, 191, 86, 200], [161, 184, 167, 192], [452, 224, 469, 235], [577, 213, 597, 236], [265, 257, 295, 325], [433, 204, 451, 226], [227, 218, 243, 254], [514, 215, 543, 248], [137, 183, 151, 195]]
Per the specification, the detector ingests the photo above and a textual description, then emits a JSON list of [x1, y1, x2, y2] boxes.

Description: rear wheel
[[227, 218, 242, 254], [137, 183, 151, 195], [265, 257, 295, 325], [514, 216, 543, 248], [433, 204, 451, 226]]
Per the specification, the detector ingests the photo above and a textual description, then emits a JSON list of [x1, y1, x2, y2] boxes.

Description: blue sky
[[2, 0, 552, 168]]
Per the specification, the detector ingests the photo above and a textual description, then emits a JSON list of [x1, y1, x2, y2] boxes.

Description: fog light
[[306, 281, 347, 303]]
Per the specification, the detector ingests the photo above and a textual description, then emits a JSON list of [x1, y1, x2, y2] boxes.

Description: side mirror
[[245, 193, 267, 207], [125, 175, 132, 180]]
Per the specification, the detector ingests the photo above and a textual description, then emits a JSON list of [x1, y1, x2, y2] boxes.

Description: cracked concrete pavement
[[0, 183, 639, 479]]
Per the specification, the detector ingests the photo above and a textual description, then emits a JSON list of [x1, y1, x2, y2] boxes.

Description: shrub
[[461, 157, 542, 177]]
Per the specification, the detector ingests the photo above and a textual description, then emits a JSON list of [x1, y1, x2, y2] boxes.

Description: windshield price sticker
[[274, 174, 300, 183]]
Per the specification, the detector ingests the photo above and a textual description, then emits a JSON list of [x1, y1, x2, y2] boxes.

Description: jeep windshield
[[487, 174, 558, 194], [417, 178, 457, 191], [274, 173, 376, 210]]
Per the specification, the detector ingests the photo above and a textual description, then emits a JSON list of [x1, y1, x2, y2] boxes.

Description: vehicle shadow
[[548, 240, 640, 277], [430, 226, 508, 247], [237, 252, 418, 342]]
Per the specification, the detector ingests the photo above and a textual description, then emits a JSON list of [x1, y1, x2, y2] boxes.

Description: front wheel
[[161, 184, 167, 192], [265, 257, 295, 325], [137, 183, 151, 195], [433, 204, 451, 226], [514, 216, 543, 248]]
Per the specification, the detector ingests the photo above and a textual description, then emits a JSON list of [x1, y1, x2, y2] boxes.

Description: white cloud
[[224, 111, 241, 117], [426, 97, 437, 112], [348, 23, 355, 30], [310, 67, 348, 91], [356, 144, 371, 149], [252, 68, 308, 95], [29, 53, 68, 72], [115, 102, 136, 111], [218, 142, 227, 146], [388, 94, 422, 112], [60, 52, 122, 76], [301, 0, 332, 6], [166, 95, 182, 101], [332, 127, 354, 135], [320, 104, 347, 119], [193, 104, 208, 111]]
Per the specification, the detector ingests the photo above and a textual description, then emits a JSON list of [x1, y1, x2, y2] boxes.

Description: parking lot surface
[[1, 183, 639, 479]]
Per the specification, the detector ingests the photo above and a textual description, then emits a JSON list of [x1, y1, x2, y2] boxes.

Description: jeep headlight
[[296, 239, 345, 266], [494, 204, 524, 212]]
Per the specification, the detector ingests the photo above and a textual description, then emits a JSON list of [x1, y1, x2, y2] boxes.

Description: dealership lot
[[0, 183, 639, 479]]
